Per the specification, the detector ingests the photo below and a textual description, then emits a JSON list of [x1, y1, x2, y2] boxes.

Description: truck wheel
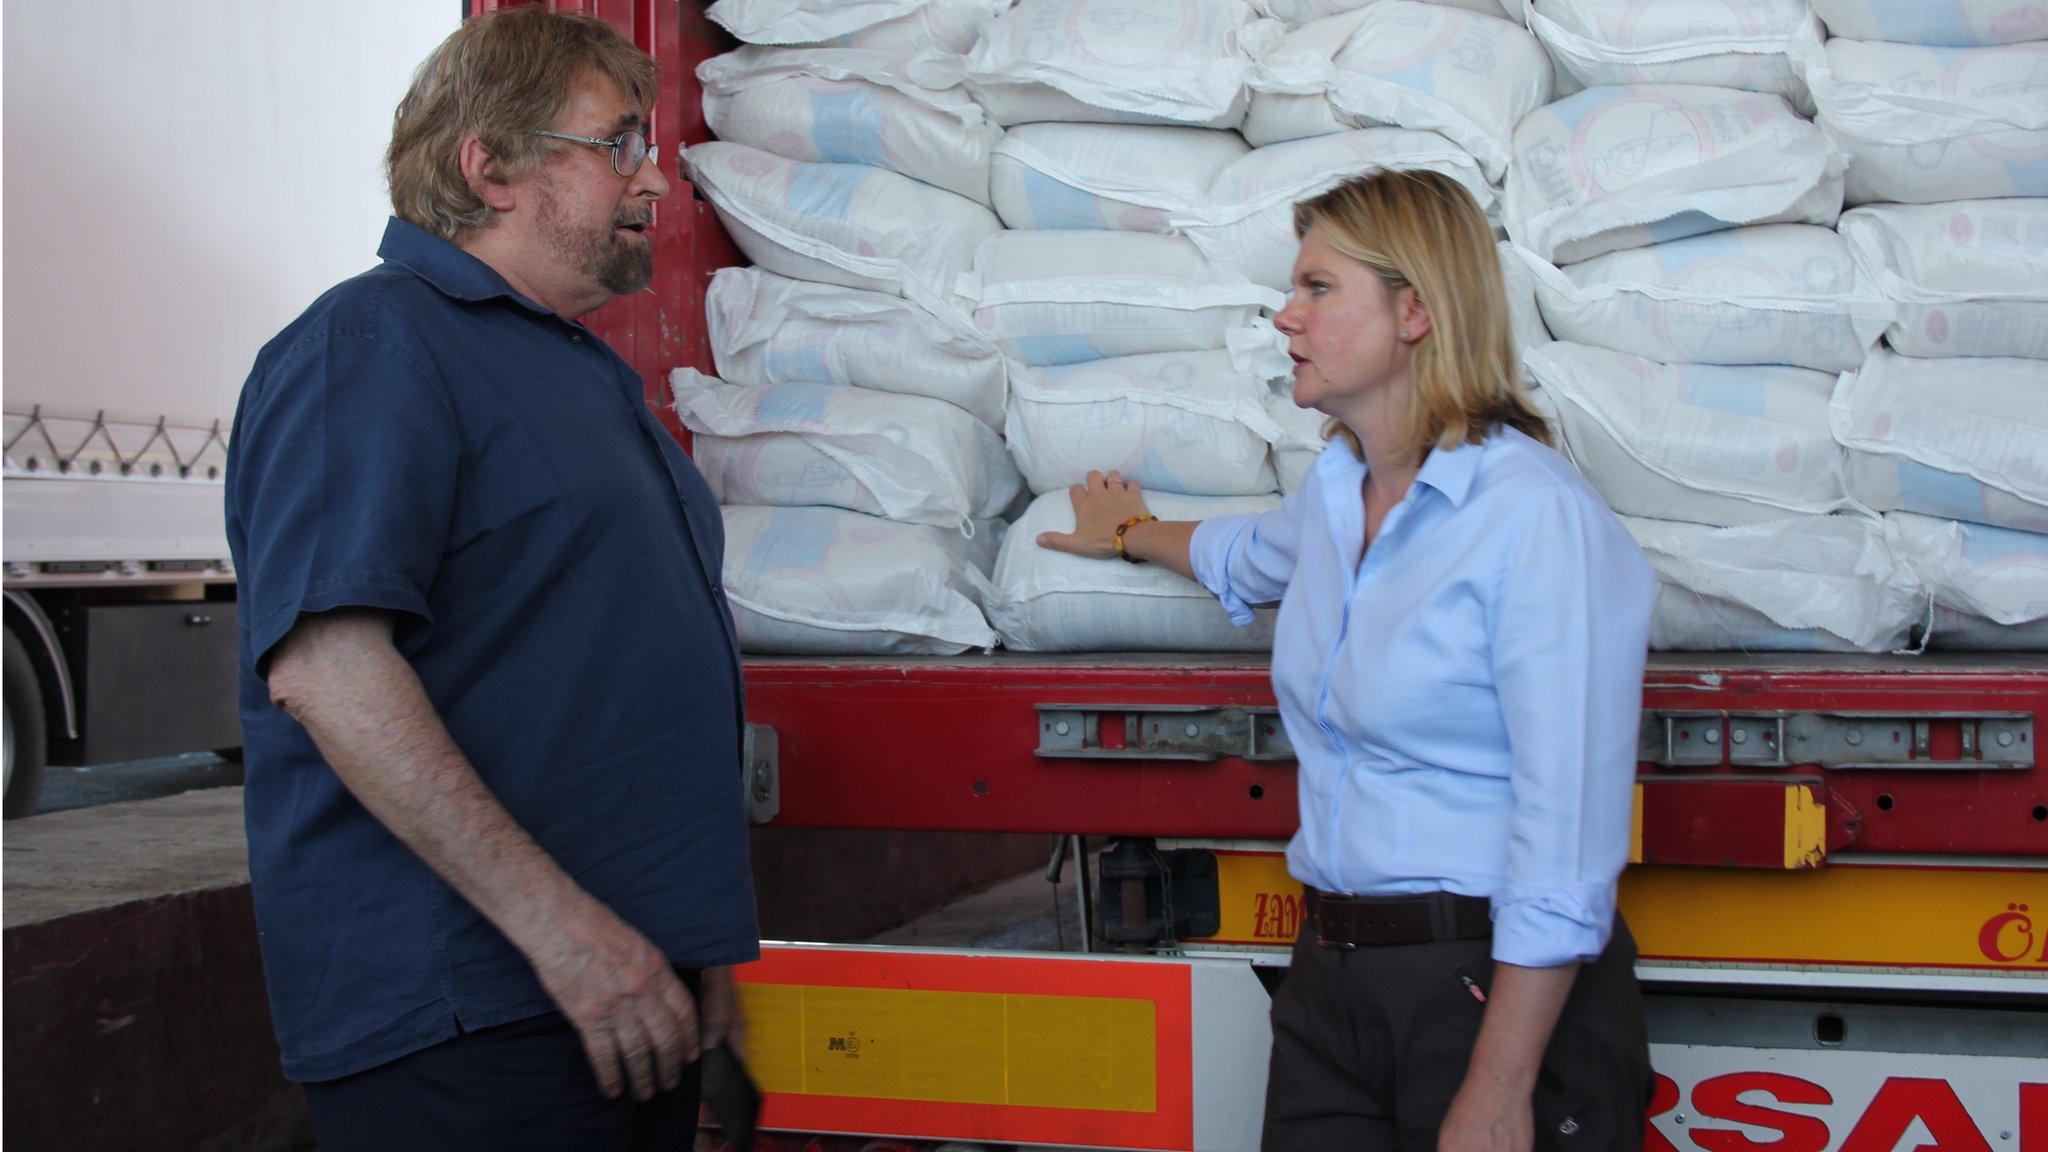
[[4, 629, 49, 819]]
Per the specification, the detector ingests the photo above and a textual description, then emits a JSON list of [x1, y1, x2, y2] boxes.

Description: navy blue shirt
[[226, 218, 760, 1083]]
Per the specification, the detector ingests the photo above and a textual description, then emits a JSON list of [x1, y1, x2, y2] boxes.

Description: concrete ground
[[865, 843, 1086, 952], [3, 787, 250, 927], [34, 752, 243, 816]]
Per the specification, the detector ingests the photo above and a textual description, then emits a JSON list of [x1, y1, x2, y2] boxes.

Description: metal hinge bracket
[[1035, 704, 1293, 762], [741, 723, 779, 825], [1640, 710, 2033, 771]]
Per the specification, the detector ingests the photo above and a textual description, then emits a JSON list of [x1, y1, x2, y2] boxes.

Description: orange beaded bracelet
[[1113, 514, 1158, 564]]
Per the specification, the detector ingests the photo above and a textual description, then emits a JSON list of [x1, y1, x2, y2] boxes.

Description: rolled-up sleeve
[[1485, 486, 1656, 967], [230, 330, 459, 676], [1188, 484, 1309, 626]]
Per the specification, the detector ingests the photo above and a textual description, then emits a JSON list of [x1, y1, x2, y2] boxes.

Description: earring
[[1399, 329, 1412, 342]]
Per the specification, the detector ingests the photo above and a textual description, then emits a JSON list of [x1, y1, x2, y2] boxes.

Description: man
[[225, 10, 757, 1148]]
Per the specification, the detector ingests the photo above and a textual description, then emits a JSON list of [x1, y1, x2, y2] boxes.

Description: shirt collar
[[376, 217, 555, 317], [1313, 429, 1486, 508], [1413, 436, 1484, 508]]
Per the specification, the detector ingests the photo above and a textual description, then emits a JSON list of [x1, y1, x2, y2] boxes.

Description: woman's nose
[[1273, 299, 1303, 335]]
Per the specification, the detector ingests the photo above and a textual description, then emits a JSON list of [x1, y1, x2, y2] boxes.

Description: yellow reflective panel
[[1623, 864, 2048, 970], [738, 984, 1158, 1112]]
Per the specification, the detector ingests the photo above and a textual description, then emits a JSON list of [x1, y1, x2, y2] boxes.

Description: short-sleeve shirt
[[226, 218, 759, 1083]]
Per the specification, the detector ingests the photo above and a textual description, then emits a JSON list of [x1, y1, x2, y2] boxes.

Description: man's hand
[[1439, 1074, 1533, 1152], [699, 964, 747, 1059], [526, 895, 700, 1102]]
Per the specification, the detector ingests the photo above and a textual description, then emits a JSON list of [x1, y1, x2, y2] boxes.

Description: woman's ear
[[1399, 285, 1433, 342], [460, 133, 517, 213]]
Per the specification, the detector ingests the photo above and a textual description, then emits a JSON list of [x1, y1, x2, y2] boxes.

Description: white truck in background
[[1, 1, 458, 816]]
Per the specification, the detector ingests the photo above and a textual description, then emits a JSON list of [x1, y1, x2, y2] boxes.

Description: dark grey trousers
[[1263, 919, 1653, 1152]]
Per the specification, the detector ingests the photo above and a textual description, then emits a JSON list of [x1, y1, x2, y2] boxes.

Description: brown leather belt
[[1305, 888, 1493, 948]]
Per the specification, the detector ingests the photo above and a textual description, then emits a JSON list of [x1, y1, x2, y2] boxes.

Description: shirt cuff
[[1188, 514, 1261, 627], [1490, 882, 1616, 968]]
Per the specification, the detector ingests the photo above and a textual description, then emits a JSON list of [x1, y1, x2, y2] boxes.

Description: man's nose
[[633, 153, 671, 201]]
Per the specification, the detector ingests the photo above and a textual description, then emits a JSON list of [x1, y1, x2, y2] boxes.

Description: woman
[[1038, 170, 1658, 1151]]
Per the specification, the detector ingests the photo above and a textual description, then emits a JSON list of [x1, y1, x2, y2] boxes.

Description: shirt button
[[570, 333, 584, 343]]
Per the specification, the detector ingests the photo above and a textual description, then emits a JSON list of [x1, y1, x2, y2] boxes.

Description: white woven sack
[[828, 0, 1005, 51], [707, 0, 926, 43], [1241, 3, 1550, 179], [700, 47, 999, 205], [1251, 0, 1520, 27], [721, 506, 998, 654], [1810, 40, 2048, 206], [1528, 343, 1850, 526], [1886, 512, 2048, 639], [706, 0, 996, 46], [1625, 514, 1922, 652], [1517, 225, 1887, 373], [1242, 10, 1372, 146], [1927, 604, 2048, 648], [1839, 199, 2048, 360], [1809, 0, 2048, 47], [964, 231, 1283, 365], [673, 370, 1023, 530], [963, 0, 1281, 127], [1500, 240, 1552, 366], [684, 142, 1001, 318], [1266, 387, 1329, 494], [1524, 0, 1822, 110], [1323, 3, 1552, 183], [1504, 85, 1845, 264], [1849, 454, 2048, 536], [1006, 350, 1283, 497], [1177, 129, 1493, 289], [706, 267, 1009, 430], [989, 490, 1281, 651], [990, 124, 1249, 232], [1834, 348, 2048, 534]]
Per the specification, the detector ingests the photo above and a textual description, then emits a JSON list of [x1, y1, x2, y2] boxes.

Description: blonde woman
[[1039, 170, 1657, 1151]]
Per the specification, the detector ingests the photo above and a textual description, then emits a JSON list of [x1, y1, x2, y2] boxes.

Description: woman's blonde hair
[[387, 8, 659, 241], [1292, 169, 1550, 458]]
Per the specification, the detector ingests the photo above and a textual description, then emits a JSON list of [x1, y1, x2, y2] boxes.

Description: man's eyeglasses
[[526, 128, 656, 177]]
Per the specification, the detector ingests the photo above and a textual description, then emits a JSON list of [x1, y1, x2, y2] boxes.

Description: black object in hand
[[700, 1043, 761, 1150]]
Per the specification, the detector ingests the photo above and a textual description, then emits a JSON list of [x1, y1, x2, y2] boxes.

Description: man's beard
[[538, 181, 653, 298]]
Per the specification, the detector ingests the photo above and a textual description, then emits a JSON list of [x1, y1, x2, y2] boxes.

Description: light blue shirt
[[1189, 429, 1656, 967]]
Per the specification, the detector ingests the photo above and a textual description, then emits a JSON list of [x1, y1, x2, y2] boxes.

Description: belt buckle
[[1310, 895, 1358, 951]]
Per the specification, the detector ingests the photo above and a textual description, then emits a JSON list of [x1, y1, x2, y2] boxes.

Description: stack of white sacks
[[1512, 0, 2048, 651], [679, 0, 2048, 655]]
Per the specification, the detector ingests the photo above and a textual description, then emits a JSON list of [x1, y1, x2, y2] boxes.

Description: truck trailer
[[0, 2, 462, 816], [477, 2, 2046, 1149]]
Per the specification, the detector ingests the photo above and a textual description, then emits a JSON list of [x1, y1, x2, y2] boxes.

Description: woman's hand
[[1438, 1076, 1533, 1152], [1037, 470, 1154, 560]]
